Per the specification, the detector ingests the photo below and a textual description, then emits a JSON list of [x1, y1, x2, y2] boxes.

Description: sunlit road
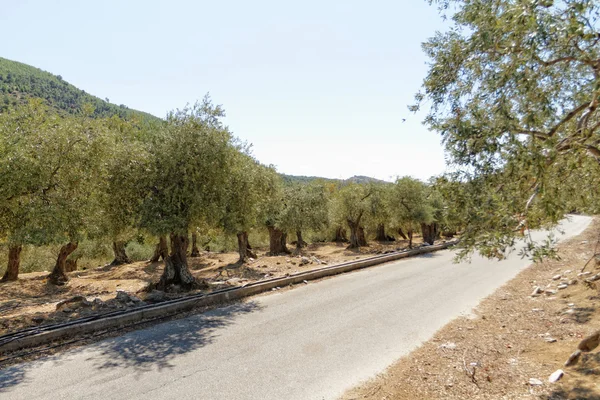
[[0, 215, 591, 400]]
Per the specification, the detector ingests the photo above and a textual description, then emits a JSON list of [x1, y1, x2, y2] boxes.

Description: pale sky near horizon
[[1, 0, 449, 182]]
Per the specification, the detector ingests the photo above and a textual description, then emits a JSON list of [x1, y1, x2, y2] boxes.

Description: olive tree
[[0, 100, 109, 284], [221, 150, 278, 262], [389, 177, 433, 248], [138, 98, 233, 290], [278, 182, 330, 250], [417, 0, 600, 258], [331, 183, 372, 249]]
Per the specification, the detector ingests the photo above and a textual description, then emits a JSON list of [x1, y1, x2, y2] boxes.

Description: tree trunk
[[1, 245, 22, 282], [190, 232, 200, 257], [375, 224, 388, 241], [111, 241, 131, 265], [397, 228, 408, 240], [156, 233, 197, 291], [421, 222, 439, 245], [408, 229, 414, 249], [358, 226, 368, 246], [48, 242, 78, 285], [237, 231, 257, 262], [347, 219, 361, 249], [296, 230, 308, 249], [267, 226, 290, 255], [333, 227, 348, 242], [149, 236, 168, 262]]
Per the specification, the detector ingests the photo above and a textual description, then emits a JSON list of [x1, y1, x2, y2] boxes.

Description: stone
[[144, 290, 167, 303], [545, 289, 558, 295], [578, 330, 600, 352], [531, 287, 543, 296], [578, 271, 591, 277], [300, 257, 310, 265], [568, 279, 578, 285], [564, 270, 572, 274], [564, 350, 582, 366], [544, 337, 557, 343], [557, 284, 568, 290], [31, 315, 45, 324], [303, 280, 308, 284], [529, 378, 543, 386], [548, 369, 564, 383], [56, 295, 91, 311], [552, 274, 562, 280]]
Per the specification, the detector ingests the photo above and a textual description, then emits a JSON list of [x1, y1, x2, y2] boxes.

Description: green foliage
[[277, 182, 330, 234], [330, 182, 373, 227], [0, 100, 110, 247], [137, 97, 234, 236], [389, 177, 433, 233], [416, 0, 600, 258], [0, 57, 158, 122]]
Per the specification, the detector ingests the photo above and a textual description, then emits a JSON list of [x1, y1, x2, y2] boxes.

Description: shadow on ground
[[0, 363, 29, 393], [89, 301, 263, 372]]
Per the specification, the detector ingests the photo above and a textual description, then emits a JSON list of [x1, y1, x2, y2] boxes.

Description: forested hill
[[282, 174, 389, 185], [0, 57, 159, 121]]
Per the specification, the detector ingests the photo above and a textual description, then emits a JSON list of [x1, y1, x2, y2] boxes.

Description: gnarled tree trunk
[[155, 233, 197, 291], [237, 231, 257, 262], [375, 224, 389, 241], [397, 228, 408, 240], [421, 222, 439, 245], [1, 245, 22, 282], [408, 229, 414, 249], [48, 242, 78, 285], [150, 236, 168, 262], [358, 226, 368, 246], [296, 230, 308, 249], [111, 241, 131, 266], [347, 219, 361, 249], [333, 227, 348, 243], [267, 225, 290, 255], [190, 232, 200, 257]]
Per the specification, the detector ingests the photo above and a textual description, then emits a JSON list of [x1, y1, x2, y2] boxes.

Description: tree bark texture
[[237, 231, 257, 262], [333, 227, 348, 243], [48, 242, 78, 285], [347, 219, 361, 249], [375, 224, 395, 241], [1, 245, 22, 282], [111, 241, 131, 266], [397, 228, 408, 240], [190, 232, 200, 257], [408, 229, 414, 249], [150, 236, 168, 262], [296, 230, 308, 249], [155, 233, 197, 291], [267, 226, 290, 255], [421, 222, 439, 245]]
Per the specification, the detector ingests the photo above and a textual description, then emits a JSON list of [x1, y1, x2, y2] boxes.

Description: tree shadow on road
[[0, 363, 28, 393], [89, 300, 263, 372]]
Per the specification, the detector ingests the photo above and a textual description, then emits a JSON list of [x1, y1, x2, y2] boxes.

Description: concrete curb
[[0, 240, 457, 354]]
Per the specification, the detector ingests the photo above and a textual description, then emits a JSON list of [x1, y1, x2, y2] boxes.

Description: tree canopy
[[416, 0, 600, 259]]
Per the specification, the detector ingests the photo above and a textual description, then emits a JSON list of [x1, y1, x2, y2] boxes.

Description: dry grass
[[343, 219, 600, 400]]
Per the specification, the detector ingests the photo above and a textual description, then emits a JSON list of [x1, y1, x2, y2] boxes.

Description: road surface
[[0, 215, 592, 400]]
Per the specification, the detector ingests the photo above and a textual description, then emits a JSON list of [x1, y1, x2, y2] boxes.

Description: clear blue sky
[[1, 0, 448, 182]]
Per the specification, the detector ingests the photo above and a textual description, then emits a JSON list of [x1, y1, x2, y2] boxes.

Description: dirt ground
[[0, 238, 425, 336], [342, 219, 600, 400]]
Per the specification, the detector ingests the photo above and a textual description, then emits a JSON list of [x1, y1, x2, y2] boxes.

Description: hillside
[[282, 174, 389, 185], [0, 57, 159, 121]]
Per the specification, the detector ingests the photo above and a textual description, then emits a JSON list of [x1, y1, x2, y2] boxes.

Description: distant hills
[[0, 57, 158, 122], [0, 57, 387, 185], [282, 174, 389, 185]]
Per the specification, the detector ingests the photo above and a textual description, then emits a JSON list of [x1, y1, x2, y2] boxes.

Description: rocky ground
[[343, 219, 600, 400], [0, 238, 426, 336]]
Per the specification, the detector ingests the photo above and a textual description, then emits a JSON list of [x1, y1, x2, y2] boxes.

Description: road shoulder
[[342, 218, 600, 400]]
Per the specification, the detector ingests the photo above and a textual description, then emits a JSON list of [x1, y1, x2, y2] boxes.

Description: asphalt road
[[0, 215, 592, 400]]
